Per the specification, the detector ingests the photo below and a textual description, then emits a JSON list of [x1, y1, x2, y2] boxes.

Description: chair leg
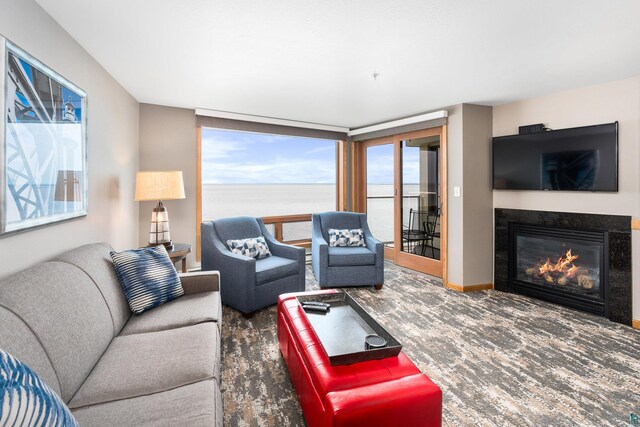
[[241, 311, 255, 319], [374, 284, 383, 290]]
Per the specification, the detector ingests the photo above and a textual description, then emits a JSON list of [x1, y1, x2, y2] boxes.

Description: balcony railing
[[262, 213, 312, 248]]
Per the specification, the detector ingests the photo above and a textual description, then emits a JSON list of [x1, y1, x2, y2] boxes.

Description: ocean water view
[[202, 183, 420, 243]]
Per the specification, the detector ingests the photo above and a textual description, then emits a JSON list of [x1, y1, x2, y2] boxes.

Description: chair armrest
[[311, 214, 329, 286], [312, 216, 329, 259], [259, 221, 306, 261], [201, 221, 257, 312], [179, 271, 220, 294], [362, 216, 385, 285], [363, 225, 383, 256]]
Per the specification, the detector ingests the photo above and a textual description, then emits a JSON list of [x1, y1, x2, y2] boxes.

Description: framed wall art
[[1, 37, 87, 236]]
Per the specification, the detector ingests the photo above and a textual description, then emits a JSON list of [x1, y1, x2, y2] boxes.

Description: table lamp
[[135, 171, 185, 251]]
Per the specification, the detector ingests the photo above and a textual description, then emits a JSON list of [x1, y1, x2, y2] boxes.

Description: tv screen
[[492, 122, 618, 191]]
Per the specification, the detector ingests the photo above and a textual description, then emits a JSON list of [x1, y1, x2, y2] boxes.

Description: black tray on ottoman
[[296, 292, 402, 366]]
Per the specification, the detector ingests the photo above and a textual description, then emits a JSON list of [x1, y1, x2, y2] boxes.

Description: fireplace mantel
[[495, 209, 632, 325]]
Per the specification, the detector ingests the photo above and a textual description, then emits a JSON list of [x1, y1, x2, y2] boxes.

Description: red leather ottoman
[[278, 290, 442, 427]]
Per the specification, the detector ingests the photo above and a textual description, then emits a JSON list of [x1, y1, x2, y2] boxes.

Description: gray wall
[[493, 76, 640, 321], [0, 0, 139, 277], [138, 104, 197, 268], [446, 104, 494, 287]]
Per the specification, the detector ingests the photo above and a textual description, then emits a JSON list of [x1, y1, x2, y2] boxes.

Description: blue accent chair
[[201, 217, 306, 314], [311, 212, 384, 289]]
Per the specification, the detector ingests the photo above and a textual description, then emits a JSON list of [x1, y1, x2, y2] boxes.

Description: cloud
[[202, 157, 336, 184], [305, 145, 334, 155], [201, 129, 337, 184]]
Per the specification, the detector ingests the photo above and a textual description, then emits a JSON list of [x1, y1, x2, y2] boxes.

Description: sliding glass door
[[365, 143, 395, 250], [354, 127, 447, 278]]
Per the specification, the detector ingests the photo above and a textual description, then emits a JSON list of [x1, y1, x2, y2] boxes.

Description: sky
[[201, 128, 337, 184], [201, 128, 422, 185]]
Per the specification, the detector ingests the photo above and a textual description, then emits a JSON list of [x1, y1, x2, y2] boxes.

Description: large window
[[200, 127, 338, 223]]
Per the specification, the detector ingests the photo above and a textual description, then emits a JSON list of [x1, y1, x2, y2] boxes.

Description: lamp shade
[[135, 171, 185, 201]]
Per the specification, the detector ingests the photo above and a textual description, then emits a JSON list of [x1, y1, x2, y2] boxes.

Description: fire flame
[[538, 249, 580, 277]]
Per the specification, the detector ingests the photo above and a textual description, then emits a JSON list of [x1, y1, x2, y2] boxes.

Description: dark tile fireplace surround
[[495, 209, 632, 325]]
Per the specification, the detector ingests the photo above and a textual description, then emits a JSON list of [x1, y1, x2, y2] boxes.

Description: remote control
[[302, 304, 329, 313], [303, 301, 330, 308]]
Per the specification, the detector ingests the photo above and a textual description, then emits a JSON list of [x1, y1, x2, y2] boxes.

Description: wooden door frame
[[393, 127, 447, 279], [196, 126, 348, 262], [353, 136, 396, 260], [352, 126, 447, 281]]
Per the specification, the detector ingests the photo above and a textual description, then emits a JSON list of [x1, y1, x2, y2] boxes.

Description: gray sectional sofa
[[0, 243, 223, 426]]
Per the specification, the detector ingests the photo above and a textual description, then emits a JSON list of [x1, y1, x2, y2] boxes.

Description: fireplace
[[495, 209, 632, 325], [509, 223, 608, 316]]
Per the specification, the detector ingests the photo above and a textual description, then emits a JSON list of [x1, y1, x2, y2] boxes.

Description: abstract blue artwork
[[1, 38, 87, 236]]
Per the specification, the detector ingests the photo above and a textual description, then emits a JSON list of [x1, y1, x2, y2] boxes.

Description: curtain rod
[[195, 108, 349, 133], [348, 110, 448, 137]]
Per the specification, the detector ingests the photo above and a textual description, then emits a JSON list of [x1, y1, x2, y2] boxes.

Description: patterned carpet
[[220, 263, 640, 427]]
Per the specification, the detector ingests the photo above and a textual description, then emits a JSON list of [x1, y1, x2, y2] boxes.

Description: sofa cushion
[[68, 323, 220, 409], [328, 246, 376, 267], [110, 245, 184, 314], [0, 262, 113, 402], [227, 236, 271, 259], [71, 379, 222, 427], [255, 255, 299, 285], [54, 243, 131, 335], [119, 291, 221, 335], [0, 349, 78, 426], [0, 307, 60, 396]]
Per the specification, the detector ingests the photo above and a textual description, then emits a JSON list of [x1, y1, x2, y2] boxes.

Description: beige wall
[[446, 104, 494, 287], [138, 104, 197, 269], [0, 0, 139, 278], [445, 105, 464, 285], [493, 76, 640, 321], [462, 104, 493, 286]]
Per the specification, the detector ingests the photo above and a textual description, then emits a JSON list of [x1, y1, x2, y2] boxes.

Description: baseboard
[[446, 282, 494, 292], [632, 319, 640, 329]]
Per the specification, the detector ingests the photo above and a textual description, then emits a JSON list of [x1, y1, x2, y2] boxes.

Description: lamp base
[[148, 241, 174, 252]]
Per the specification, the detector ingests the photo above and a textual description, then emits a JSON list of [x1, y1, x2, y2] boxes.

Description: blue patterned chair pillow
[[0, 349, 78, 426], [226, 236, 271, 259], [110, 245, 184, 314], [328, 228, 366, 247]]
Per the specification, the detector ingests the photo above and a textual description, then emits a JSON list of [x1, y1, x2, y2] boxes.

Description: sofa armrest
[[180, 271, 220, 294], [324, 374, 442, 427]]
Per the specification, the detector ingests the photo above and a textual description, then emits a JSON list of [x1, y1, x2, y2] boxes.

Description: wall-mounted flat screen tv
[[492, 122, 618, 191]]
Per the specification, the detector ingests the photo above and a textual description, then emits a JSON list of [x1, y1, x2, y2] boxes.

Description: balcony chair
[[201, 216, 306, 314], [311, 212, 384, 289], [402, 208, 430, 256], [424, 210, 441, 258]]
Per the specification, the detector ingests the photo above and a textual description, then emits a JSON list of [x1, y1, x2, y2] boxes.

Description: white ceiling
[[36, 0, 640, 128]]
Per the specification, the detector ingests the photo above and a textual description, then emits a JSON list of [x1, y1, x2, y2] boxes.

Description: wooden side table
[[167, 243, 191, 273]]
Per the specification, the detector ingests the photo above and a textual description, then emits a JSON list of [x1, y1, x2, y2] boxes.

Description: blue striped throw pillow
[[110, 245, 184, 314], [0, 349, 78, 426]]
